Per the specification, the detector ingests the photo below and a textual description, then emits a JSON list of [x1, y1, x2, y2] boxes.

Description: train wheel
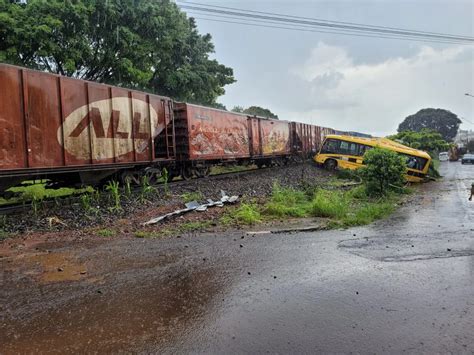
[[120, 171, 141, 185], [256, 161, 265, 169], [181, 166, 194, 180], [275, 159, 285, 167], [195, 166, 210, 178], [143, 168, 162, 185]]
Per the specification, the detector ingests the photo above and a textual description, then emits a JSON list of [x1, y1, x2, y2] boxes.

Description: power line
[[177, 2, 474, 44], [179, 1, 474, 41], [187, 13, 472, 46]]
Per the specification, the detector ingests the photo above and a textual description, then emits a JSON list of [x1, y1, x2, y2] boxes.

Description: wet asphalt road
[[1, 162, 474, 353]]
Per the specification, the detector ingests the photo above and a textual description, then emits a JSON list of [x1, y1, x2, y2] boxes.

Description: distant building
[[454, 129, 474, 148], [11, 0, 27, 4]]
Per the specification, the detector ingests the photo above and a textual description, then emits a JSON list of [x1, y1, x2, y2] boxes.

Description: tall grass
[[231, 202, 261, 224], [310, 190, 349, 219], [263, 182, 312, 217]]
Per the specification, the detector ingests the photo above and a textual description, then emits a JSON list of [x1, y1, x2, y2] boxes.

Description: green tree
[[232, 105, 278, 119], [398, 108, 461, 142], [231, 105, 244, 113], [359, 148, 406, 196], [389, 129, 450, 155], [0, 0, 235, 106]]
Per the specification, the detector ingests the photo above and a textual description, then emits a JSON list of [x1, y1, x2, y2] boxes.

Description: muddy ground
[[1, 162, 473, 353]]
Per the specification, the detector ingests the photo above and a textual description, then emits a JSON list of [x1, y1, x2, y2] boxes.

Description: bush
[[359, 148, 406, 196]]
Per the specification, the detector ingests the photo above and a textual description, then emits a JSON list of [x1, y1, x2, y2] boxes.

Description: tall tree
[[398, 108, 461, 142], [231, 105, 278, 119], [389, 129, 450, 155], [0, 0, 235, 106]]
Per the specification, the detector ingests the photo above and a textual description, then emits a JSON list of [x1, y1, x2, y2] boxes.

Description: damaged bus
[[314, 135, 432, 182]]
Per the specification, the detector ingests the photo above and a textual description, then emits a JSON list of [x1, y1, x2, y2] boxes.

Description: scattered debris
[[47, 217, 67, 228], [144, 190, 239, 226]]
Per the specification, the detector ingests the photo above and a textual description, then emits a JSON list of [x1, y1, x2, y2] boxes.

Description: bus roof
[[325, 135, 431, 159]]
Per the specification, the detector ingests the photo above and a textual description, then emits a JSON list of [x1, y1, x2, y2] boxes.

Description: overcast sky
[[180, 0, 474, 136]]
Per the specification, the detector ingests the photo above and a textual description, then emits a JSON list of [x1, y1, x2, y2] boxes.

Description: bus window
[[321, 139, 340, 154], [358, 145, 372, 156], [402, 154, 428, 171], [339, 141, 359, 155], [340, 141, 349, 153], [348, 142, 358, 155]]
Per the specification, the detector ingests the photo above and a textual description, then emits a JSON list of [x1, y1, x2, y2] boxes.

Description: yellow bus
[[314, 135, 432, 182]]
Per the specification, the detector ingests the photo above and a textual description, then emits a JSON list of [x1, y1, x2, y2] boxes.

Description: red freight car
[[173, 103, 293, 178], [0, 63, 357, 195], [0, 63, 175, 192], [292, 122, 335, 158]]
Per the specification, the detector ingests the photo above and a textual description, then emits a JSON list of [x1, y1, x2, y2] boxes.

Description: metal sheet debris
[[143, 190, 239, 226]]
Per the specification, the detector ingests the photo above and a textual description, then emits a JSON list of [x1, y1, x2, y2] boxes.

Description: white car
[[439, 152, 449, 161]]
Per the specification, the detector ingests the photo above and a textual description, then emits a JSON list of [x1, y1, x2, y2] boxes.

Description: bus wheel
[[324, 159, 337, 171]]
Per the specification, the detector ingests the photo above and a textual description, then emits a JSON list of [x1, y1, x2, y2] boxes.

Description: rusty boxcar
[[0, 63, 366, 195], [292, 122, 335, 158], [173, 103, 293, 177], [0, 63, 175, 192]]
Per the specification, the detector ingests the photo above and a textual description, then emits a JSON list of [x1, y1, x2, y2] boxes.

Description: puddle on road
[[4, 251, 88, 283], [1, 267, 224, 353], [32, 252, 87, 283]]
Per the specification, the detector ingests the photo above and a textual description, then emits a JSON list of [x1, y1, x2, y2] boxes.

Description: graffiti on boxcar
[[57, 98, 159, 160], [190, 121, 249, 156], [261, 123, 290, 154]]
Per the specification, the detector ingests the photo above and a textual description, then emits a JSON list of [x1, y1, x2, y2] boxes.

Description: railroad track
[[0, 165, 286, 215]]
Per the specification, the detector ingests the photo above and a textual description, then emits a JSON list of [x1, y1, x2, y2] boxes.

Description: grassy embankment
[[221, 180, 407, 229]]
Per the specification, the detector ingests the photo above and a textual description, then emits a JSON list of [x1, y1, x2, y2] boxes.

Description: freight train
[[0, 63, 364, 195]]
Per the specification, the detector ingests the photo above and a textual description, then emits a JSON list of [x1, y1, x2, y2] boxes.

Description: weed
[[232, 202, 261, 224], [346, 185, 368, 199], [97, 228, 115, 237], [311, 190, 349, 219], [336, 168, 360, 181], [31, 195, 42, 216], [80, 192, 99, 215], [140, 175, 155, 202], [210, 165, 253, 175], [105, 180, 122, 212], [0, 215, 7, 229], [181, 191, 204, 203], [0, 229, 9, 241], [134, 230, 163, 238], [339, 200, 395, 227], [2, 182, 92, 207], [263, 182, 311, 217], [125, 180, 132, 198], [179, 221, 212, 232], [162, 168, 170, 196]]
